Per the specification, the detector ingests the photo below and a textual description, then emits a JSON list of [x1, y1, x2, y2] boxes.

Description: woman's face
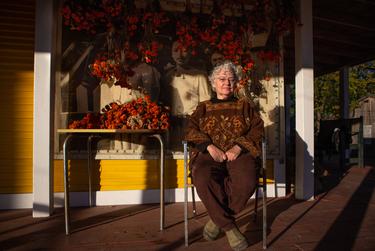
[[214, 69, 236, 100]]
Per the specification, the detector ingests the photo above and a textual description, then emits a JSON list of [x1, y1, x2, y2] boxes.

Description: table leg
[[87, 135, 101, 207], [149, 134, 165, 231], [63, 134, 73, 235], [87, 135, 94, 207], [183, 141, 189, 246]]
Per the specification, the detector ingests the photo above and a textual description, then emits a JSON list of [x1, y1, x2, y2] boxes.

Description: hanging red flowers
[[89, 52, 122, 82], [62, 0, 125, 34], [175, 16, 200, 56], [142, 11, 170, 35], [257, 50, 281, 63], [62, 0, 297, 104], [138, 41, 159, 64], [217, 31, 243, 65]]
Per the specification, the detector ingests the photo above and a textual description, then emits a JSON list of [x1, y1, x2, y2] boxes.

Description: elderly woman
[[184, 61, 264, 251]]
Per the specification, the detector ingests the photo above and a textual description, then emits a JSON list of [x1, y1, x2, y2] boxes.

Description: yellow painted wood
[[0, 126, 33, 133], [0, 105, 33, 113], [0, 0, 34, 194], [53, 158, 275, 192], [0, 186, 33, 194]]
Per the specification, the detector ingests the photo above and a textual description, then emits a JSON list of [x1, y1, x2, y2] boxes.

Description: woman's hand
[[225, 145, 242, 161], [207, 144, 227, 162]]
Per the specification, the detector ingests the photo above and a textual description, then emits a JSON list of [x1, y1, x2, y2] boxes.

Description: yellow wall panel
[[0, 0, 35, 194], [53, 160, 64, 192], [53, 158, 275, 193], [0, 186, 33, 194], [54, 159, 185, 192]]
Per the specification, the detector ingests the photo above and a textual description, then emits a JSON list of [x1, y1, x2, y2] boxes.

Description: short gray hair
[[208, 61, 239, 91]]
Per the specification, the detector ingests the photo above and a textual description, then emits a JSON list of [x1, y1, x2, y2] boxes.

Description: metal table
[[57, 129, 166, 235]]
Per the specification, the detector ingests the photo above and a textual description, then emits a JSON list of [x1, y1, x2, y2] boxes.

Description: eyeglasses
[[217, 78, 236, 85]]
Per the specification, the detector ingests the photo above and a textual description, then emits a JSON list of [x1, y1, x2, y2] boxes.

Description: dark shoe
[[203, 219, 221, 241], [225, 227, 249, 251]]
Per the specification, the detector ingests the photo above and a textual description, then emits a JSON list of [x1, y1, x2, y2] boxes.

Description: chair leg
[[253, 185, 259, 222], [184, 185, 189, 247], [262, 183, 267, 250], [191, 185, 197, 216]]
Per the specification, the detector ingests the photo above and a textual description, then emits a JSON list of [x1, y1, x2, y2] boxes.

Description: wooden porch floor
[[1, 165, 374, 251]]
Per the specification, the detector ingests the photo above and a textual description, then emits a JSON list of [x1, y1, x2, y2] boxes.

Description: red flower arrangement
[[257, 50, 281, 63], [62, 1, 99, 34], [142, 11, 169, 35], [126, 14, 140, 37], [89, 52, 122, 82], [217, 31, 243, 65], [199, 15, 224, 47], [69, 96, 170, 130], [68, 113, 101, 129], [89, 43, 139, 88], [238, 59, 255, 87], [138, 41, 159, 64], [62, 0, 125, 34], [175, 16, 200, 56]]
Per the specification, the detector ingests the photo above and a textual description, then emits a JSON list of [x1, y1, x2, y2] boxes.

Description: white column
[[294, 0, 315, 200], [33, 0, 57, 217]]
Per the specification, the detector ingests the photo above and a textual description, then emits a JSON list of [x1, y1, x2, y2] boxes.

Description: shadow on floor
[[314, 167, 375, 251]]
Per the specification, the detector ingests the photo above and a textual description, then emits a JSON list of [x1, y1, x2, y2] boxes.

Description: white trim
[[273, 159, 286, 197], [0, 185, 280, 209], [0, 194, 33, 209]]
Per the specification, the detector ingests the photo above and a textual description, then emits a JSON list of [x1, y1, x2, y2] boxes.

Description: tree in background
[[315, 71, 340, 122], [349, 61, 375, 114], [314, 60, 375, 123]]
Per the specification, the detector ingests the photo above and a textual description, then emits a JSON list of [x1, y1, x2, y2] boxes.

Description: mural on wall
[[59, 0, 295, 155]]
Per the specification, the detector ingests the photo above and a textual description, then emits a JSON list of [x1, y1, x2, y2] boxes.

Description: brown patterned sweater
[[184, 96, 264, 158]]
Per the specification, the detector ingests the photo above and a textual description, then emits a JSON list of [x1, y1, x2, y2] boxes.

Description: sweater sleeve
[[184, 102, 212, 148], [234, 100, 264, 157]]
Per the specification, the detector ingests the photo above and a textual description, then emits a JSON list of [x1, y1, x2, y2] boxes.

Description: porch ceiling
[[312, 0, 375, 76]]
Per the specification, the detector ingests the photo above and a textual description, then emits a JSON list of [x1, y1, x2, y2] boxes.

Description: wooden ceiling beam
[[315, 54, 369, 65], [313, 16, 375, 32], [314, 35, 375, 49], [314, 44, 372, 59], [355, 0, 375, 7], [314, 54, 375, 75], [313, 55, 351, 66], [315, 67, 339, 77], [314, 26, 375, 42]]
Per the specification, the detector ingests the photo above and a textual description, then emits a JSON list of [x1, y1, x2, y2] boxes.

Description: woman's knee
[[229, 187, 256, 214], [191, 165, 211, 184], [232, 181, 256, 198]]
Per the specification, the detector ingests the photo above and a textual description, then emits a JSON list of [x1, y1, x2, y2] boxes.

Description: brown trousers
[[191, 152, 257, 231]]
